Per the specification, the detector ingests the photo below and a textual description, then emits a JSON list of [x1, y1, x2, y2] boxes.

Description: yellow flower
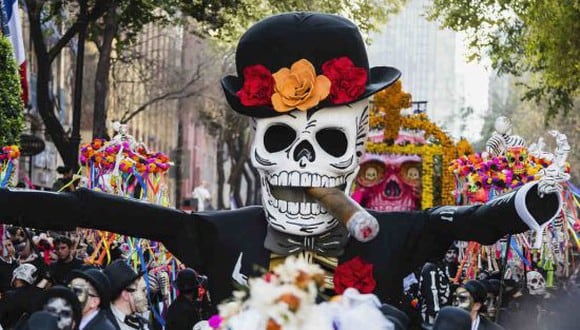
[[271, 59, 331, 112]]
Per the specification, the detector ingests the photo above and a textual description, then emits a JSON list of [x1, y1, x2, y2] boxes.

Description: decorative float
[[352, 80, 472, 211], [449, 118, 578, 287]]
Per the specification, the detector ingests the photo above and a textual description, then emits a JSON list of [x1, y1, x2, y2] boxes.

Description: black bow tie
[[264, 224, 349, 257], [124, 314, 146, 329]]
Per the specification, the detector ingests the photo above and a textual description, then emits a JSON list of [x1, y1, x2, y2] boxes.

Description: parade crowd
[[0, 227, 211, 330]]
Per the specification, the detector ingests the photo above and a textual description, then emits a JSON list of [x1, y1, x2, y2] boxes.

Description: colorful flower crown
[[236, 57, 368, 112]]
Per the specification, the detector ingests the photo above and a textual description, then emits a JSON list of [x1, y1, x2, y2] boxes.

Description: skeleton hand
[[347, 211, 379, 242], [537, 131, 570, 197]]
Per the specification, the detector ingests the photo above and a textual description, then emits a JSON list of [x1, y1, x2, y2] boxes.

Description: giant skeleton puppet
[[0, 12, 568, 309]]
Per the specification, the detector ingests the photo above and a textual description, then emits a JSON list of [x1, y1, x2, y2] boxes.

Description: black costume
[[81, 309, 117, 330], [165, 295, 202, 330], [0, 183, 560, 309]]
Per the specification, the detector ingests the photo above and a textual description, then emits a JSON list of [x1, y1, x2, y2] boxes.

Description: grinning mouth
[[384, 180, 401, 198], [269, 183, 347, 203], [265, 171, 348, 216]]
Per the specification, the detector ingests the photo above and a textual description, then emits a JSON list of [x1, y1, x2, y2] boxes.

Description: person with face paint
[[480, 279, 500, 321], [453, 280, 504, 330], [0, 263, 43, 329], [40, 286, 82, 330], [69, 268, 116, 330], [0, 239, 17, 296], [103, 260, 149, 330], [165, 268, 209, 330]]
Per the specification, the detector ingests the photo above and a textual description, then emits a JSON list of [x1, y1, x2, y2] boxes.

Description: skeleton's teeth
[[288, 202, 299, 215], [312, 175, 321, 187], [279, 200, 288, 212], [279, 172, 288, 185], [311, 203, 320, 215], [271, 175, 278, 185], [321, 176, 329, 187], [300, 202, 310, 214], [290, 172, 300, 186], [300, 173, 311, 186]]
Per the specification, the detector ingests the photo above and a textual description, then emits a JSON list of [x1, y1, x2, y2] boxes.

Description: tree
[[0, 35, 24, 145], [24, 0, 110, 168], [426, 0, 579, 120]]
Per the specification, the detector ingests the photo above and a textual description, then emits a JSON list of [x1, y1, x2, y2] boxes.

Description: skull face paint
[[452, 287, 474, 311], [484, 292, 498, 319], [44, 297, 74, 330], [129, 277, 149, 313], [70, 277, 97, 312], [251, 100, 369, 235], [444, 248, 458, 264]]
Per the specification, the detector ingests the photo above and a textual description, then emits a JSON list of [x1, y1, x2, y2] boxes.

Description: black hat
[[39, 286, 82, 328], [481, 279, 501, 295], [431, 306, 472, 330], [380, 303, 409, 330], [221, 12, 401, 118], [463, 280, 488, 303], [104, 259, 142, 299], [22, 311, 60, 330], [71, 268, 112, 305], [175, 268, 201, 293]]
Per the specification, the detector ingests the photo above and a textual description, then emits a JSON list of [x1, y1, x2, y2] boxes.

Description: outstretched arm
[[0, 188, 200, 267], [425, 182, 561, 245]]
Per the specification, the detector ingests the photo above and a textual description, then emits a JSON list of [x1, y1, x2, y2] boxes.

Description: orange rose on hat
[[271, 59, 331, 112]]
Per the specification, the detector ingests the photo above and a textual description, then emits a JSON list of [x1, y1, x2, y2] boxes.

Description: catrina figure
[[0, 12, 566, 310]]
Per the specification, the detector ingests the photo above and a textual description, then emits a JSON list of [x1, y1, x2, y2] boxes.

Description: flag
[[2, 0, 28, 105]]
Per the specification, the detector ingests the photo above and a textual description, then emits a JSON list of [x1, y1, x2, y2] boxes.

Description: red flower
[[333, 256, 376, 294], [237, 64, 275, 107], [322, 57, 368, 104]]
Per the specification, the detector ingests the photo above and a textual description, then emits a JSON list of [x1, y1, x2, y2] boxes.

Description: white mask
[[251, 100, 369, 236], [129, 277, 149, 313], [44, 297, 74, 330]]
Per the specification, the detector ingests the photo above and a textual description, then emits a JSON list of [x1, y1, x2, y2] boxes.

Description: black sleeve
[[424, 182, 561, 245], [0, 188, 201, 268]]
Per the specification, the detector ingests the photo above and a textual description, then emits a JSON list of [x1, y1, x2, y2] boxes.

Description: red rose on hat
[[237, 64, 275, 107], [333, 256, 376, 294], [322, 57, 368, 104]]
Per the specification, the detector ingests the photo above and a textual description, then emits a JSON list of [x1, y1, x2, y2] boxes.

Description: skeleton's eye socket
[[316, 128, 347, 157], [519, 156, 524, 161], [264, 124, 296, 153]]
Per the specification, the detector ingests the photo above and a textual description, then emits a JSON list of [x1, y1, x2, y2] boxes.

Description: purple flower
[[208, 315, 222, 329]]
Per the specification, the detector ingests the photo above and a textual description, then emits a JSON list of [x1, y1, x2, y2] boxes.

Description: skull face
[[527, 271, 546, 295], [354, 155, 421, 212], [69, 277, 92, 310], [506, 146, 528, 175], [44, 297, 74, 330], [251, 100, 369, 235], [453, 287, 474, 311], [129, 277, 149, 313], [494, 116, 513, 135]]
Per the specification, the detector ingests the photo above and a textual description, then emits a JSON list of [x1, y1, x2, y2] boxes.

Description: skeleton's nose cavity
[[293, 140, 316, 167]]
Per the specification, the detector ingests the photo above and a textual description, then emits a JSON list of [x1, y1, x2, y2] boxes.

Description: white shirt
[[471, 315, 480, 330], [192, 186, 211, 211]]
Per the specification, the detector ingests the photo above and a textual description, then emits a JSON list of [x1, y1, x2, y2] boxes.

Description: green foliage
[[206, 0, 406, 44], [427, 0, 579, 120], [0, 35, 24, 146]]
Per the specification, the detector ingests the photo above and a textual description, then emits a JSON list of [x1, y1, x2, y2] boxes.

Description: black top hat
[[104, 259, 143, 299], [463, 280, 488, 303], [39, 286, 82, 328], [431, 306, 472, 330], [221, 12, 401, 118], [22, 311, 60, 330], [71, 268, 112, 305]]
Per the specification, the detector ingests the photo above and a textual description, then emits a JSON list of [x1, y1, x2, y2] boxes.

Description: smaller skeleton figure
[[485, 116, 526, 157], [419, 262, 451, 324]]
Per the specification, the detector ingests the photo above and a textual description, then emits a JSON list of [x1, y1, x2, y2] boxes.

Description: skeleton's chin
[[262, 171, 349, 235]]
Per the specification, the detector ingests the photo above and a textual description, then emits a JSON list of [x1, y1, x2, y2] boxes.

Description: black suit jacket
[[0, 183, 560, 309], [83, 309, 117, 330]]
